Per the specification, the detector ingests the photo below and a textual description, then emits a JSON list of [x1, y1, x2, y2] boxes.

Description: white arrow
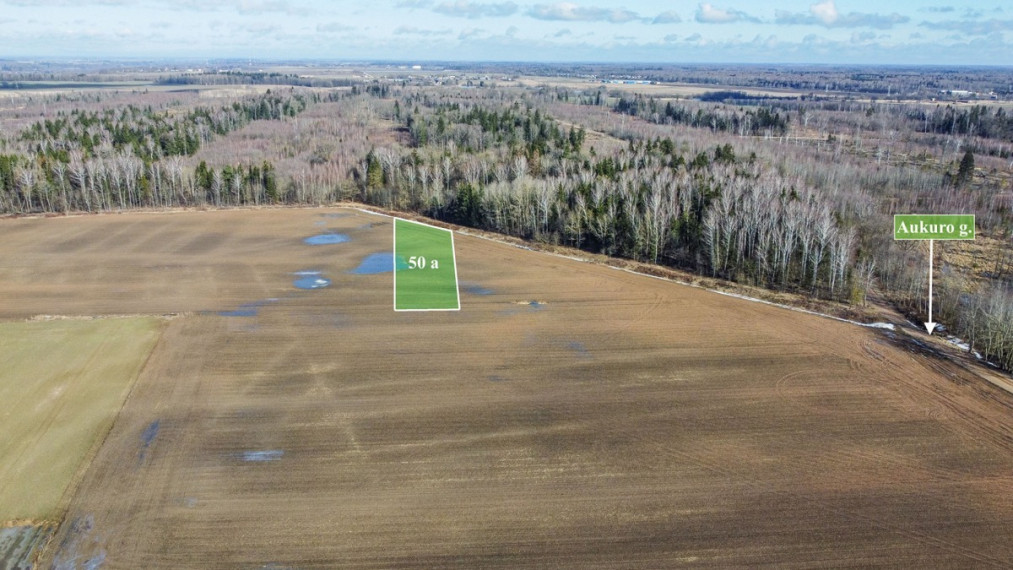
[[924, 239, 936, 335]]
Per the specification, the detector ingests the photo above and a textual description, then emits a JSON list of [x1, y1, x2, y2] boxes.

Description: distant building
[[941, 89, 976, 98]]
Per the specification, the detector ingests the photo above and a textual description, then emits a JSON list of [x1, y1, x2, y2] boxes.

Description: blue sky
[[0, 1, 1010, 64]]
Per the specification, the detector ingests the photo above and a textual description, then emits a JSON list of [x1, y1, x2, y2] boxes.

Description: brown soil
[[2, 207, 1010, 568]]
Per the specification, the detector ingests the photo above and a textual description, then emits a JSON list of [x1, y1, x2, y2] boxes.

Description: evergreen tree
[[956, 150, 975, 188]]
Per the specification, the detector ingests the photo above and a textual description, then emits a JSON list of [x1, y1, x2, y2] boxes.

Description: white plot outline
[[393, 217, 461, 312]]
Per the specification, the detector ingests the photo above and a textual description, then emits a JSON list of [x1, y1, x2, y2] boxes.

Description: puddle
[[218, 298, 278, 318], [51, 515, 104, 570], [461, 282, 494, 296], [567, 341, 592, 359], [241, 450, 284, 462], [141, 420, 160, 447], [319, 212, 351, 218], [219, 307, 258, 317], [504, 300, 546, 314], [83, 550, 106, 570], [138, 419, 160, 463], [303, 233, 350, 245], [137, 419, 160, 463], [488, 375, 507, 382], [293, 271, 331, 289], [349, 252, 409, 275], [1, 525, 54, 570]]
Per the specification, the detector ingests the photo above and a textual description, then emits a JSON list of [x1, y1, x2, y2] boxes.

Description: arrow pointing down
[[925, 239, 936, 335]]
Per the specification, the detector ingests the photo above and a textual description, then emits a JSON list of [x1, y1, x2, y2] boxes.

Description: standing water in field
[[461, 282, 494, 296], [218, 298, 279, 317], [138, 419, 160, 462], [567, 341, 592, 360], [348, 252, 409, 275], [303, 233, 350, 245], [293, 271, 331, 289], [1, 525, 55, 570], [241, 450, 284, 462]]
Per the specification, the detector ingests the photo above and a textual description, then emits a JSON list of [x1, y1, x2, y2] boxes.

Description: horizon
[[4, 58, 1013, 70], [0, 1, 1011, 66]]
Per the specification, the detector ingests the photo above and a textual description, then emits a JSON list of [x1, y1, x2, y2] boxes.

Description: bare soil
[[1, 207, 1011, 568]]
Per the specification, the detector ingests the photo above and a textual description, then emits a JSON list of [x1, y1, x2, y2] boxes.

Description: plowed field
[[1, 207, 1011, 568]]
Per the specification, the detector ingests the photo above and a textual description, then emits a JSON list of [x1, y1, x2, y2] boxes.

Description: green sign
[[894, 214, 975, 240]]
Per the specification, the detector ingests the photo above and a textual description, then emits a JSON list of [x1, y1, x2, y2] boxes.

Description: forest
[[1, 65, 1011, 370]]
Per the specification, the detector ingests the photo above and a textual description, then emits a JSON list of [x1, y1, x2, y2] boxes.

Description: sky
[[0, 0, 1011, 65]]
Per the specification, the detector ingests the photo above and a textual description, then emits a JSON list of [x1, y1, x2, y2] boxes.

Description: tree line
[[357, 97, 855, 298], [0, 91, 313, 213]]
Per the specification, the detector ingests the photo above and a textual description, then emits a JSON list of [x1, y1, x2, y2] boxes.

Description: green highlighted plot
[[394, 218, 460, 311]]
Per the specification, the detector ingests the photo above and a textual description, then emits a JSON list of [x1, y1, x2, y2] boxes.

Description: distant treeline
[[157, 72, 358, 88], [18, 93, 307, 163], [402, 100, 586, 157], [0, 81, 137, 90], [697, 90, 799, 104], [613, 95, 789, 137], [0, 148, 283, 211], [0, 90, 344, 213], [908, 104, 1013, 142]]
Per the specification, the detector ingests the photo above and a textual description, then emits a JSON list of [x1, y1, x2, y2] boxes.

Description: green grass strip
[[394, 219, 460, 311]]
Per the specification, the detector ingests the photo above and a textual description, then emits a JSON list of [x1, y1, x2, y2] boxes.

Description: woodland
[[1, 64, 1011, 370]]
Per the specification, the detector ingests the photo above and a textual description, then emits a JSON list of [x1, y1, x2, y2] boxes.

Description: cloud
[[850, 31, 877, 43], [236, 0, 293, 14], [652, 10, 681, 24], [919, 18, 1013, 35], [775, 0, 909, 29], [683, 33, 704, 45], [393, 25, 452, 35], [553, 28, 571, 37], [433, 1, 517, 18], [316, 22, 354, 33], [396, 0, 432, 7], [527, 3, 642, 23], [802, 33, 829, 46], [1, 0, 130, 5], [458, 27, 485, 39], [695, 3, 758, 24], [149, 0, 303, 15], [920, 6, 955, 13], [233, 22, 280, 35]]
